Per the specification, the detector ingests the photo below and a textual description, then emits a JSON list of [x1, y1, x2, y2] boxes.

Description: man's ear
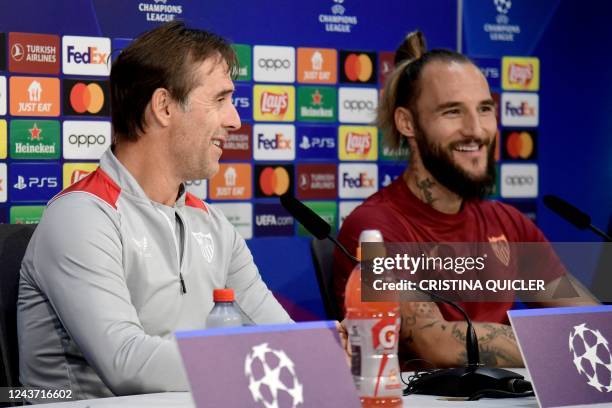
[[395, 107, 416, 138], [149, 88, 173, 128]]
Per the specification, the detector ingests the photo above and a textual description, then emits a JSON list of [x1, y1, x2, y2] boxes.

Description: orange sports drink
[[345, 230, 402, 407]]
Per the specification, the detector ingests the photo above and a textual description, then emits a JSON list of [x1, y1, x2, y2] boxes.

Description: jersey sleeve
[[28, 194, 190, 395]]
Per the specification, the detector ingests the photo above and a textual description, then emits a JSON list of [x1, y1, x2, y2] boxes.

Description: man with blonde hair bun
[[334, 31, 597, 368]]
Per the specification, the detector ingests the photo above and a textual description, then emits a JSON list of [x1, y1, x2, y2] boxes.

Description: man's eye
[[480, 105, 494, 113], [443, 109, 460, 116]]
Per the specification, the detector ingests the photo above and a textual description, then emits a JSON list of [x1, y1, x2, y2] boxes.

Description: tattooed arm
[[399, 302, 523, 368]]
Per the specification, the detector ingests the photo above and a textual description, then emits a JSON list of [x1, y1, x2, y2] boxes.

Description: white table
[[32, 369, 539, 408]]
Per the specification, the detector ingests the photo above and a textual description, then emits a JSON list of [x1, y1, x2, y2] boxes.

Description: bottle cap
[[213, 288, 235, 302]]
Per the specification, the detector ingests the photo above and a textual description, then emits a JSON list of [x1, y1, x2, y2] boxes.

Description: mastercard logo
[[63, 79, 110, 117], [70, 83, 104, 114], [259, 166, 290, 196], [505, 131, 534, 159], [344, 53, 373, 82]]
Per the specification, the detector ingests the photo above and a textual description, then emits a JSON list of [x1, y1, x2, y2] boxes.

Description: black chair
[[0, 224, 36, 390], [310, 238, 342, 321]]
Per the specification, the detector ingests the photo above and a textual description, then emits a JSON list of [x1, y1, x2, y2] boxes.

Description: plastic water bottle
[[345, 230, 402, 407], [206, 288, 243, 328]]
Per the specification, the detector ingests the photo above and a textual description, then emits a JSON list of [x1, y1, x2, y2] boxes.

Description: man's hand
[[336, 320, 351, 366]]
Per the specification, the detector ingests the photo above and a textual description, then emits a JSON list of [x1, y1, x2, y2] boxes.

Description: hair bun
[[394, 31, 427, 65]]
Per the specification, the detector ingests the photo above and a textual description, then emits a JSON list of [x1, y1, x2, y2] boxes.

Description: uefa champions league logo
[[569, 323, 612, 392], [244, 342, 304, 408], [494, 0, 512, 14]]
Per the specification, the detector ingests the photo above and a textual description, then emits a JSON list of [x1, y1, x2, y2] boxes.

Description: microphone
[[280, 193, 531, 398], [543, 195, 612, 242]]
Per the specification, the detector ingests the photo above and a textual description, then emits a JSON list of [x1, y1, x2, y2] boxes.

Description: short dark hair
[[110, 21, 237, 142], [378, 31, 475, 151]]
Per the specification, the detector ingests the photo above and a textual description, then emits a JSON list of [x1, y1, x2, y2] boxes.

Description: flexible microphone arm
[[543, 195, 612, 242]]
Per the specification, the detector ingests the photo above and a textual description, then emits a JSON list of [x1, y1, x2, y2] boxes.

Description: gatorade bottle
[[345, 230, 402, 407], [206, 288, 243, 328]]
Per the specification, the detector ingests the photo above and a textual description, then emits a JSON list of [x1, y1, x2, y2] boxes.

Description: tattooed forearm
[[451, 322, 516, 345], [416, 178, 436, 205], [458, 345, 523, 367]]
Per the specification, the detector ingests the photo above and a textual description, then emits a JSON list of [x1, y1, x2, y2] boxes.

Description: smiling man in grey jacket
[[18, 21, 293, 400]]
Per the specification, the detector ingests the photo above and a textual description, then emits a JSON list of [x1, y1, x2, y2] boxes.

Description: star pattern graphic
[[245, 343, 304, 408], [311, 90, 323, 105], [569, 323, 612, 393], [28, 123, 42, 141]]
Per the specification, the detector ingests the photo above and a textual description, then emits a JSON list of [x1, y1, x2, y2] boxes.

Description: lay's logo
[[254, 85, 295, 122], [339, 126, 378, 161], [260, 91, 288, 115], [345, 132, 371, 154], [502, 57, 539, 91]]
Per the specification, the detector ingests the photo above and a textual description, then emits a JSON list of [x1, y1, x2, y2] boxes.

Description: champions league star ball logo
[[569, 323, 612, 392], [494, 0, 512, 14], [244, 343, 304, 408]]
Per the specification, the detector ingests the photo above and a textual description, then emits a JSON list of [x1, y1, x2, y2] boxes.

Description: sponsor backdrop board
[[4, 0, 605, 319]]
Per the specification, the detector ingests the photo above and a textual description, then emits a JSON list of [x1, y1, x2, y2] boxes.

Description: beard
[[414, 124, 496, 200]]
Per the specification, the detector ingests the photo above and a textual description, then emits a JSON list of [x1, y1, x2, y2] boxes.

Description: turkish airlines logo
[[63, 121, 111, 160], [253, 85, 295, 122], [296, 164, 336, 199], [62, 35, 111, 76], [340, 51, 377, 84], [253, 124, 295, 161], [221, 124, 252, 161], [338, 87, 378, 123], [63, 79, 110, 116], [253, 45, 295, 83], [8, 32, 60, 74], [500, 164, 538, 198], [338, 163, 377, 198], [501, 93, 538, 127]]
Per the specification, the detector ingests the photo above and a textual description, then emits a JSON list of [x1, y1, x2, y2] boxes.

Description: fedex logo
[[339, 163, 377, 198], [342, 172, 375, 188], [501, 93, 538, 127], [62, 36, 111, 76], [257, 133, 292, 150], [66, 46, 108, 65], [253, 124, 295, 160]]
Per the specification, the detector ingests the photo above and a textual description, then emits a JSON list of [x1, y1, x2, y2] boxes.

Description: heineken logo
[[10, 120, 59, 159]]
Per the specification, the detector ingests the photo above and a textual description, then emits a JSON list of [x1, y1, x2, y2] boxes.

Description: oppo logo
[[257, 58, 291, 70], [343, 100, 374, 111], [505, 175, 534, 186], [68, 133, 106, 147]]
